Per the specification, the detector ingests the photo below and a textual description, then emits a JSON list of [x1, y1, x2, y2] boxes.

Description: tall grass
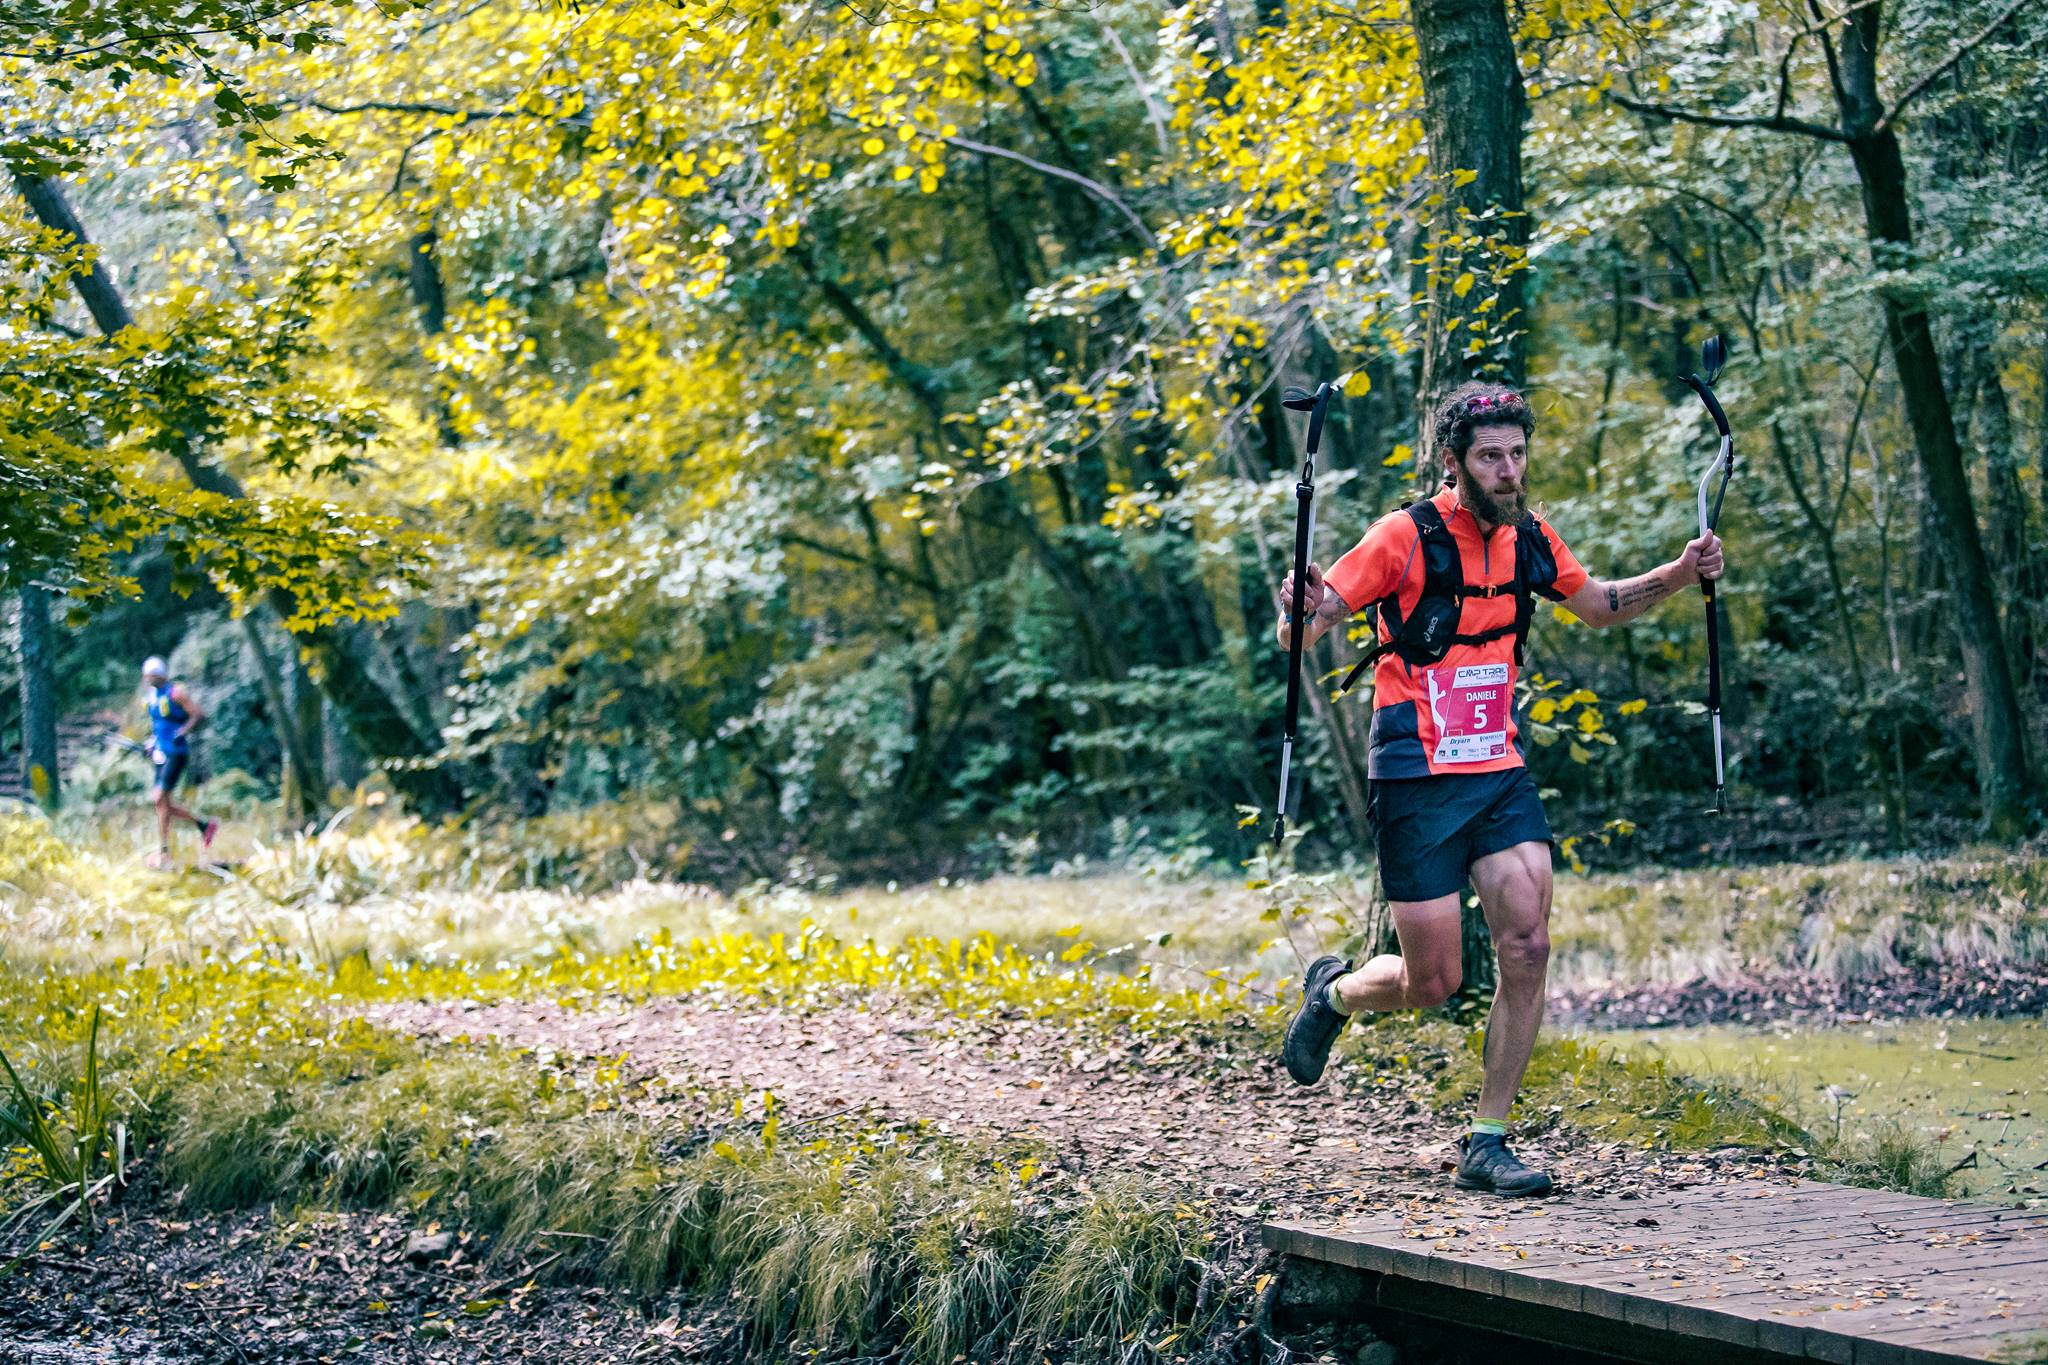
[[155, 1025, 1216, 1362], [0, 1006, 128, 1273]]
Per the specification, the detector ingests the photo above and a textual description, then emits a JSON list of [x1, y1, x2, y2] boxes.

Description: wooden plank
[[1266, 1182, 2048, 1365], [1877, 1311, 2048, 1347], [1347, 1195, 2038, 1256], [1686, 1247, 2048, 1310], [1518, 1199, 2040, 1252], [1367, 1270, 1777, 1365], [1379, 1203, 2042, 1277], [1591, 1237, 2048, 1292]]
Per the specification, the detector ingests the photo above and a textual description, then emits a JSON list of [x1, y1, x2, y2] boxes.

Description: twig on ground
[[469, 1249, 566, 1301], [192, 1303, 252, 1365], [0, 1252, 97, 1272]]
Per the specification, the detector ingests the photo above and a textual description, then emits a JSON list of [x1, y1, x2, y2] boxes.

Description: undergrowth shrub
[[0, 808, 76, 907]]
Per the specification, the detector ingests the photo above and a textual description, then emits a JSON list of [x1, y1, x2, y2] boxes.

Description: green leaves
[[0, 0, 388, 182], [0, 1004, 128, 1275]]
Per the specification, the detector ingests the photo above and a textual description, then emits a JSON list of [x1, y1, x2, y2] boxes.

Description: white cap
[[141, 656, 169, 681]]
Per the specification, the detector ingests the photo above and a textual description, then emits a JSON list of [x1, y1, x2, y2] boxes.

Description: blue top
[[145, 683, 190, 755]]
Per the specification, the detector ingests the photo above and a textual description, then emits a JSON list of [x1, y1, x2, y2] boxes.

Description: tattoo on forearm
[[1613, 575, 1672, 612]]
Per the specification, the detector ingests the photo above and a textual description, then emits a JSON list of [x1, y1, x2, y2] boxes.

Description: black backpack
[[1334, 500, 1567, 696]]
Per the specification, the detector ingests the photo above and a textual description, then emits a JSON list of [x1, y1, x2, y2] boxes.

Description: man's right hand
[[1278, 562, 1328, 620]]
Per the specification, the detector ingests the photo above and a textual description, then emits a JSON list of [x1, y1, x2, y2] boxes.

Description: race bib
[[1424, 663, 1512, 765]]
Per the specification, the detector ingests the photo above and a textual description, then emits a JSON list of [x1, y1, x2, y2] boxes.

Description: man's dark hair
[[1431, 382, 1535, 483]]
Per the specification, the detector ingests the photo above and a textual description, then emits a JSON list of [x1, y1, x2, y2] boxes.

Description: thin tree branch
[[299, 99, 592, 128], [0, 0, 319, 61], [1609, 92, 1848, 142], [939, 133, 1159, 250], [780, 532, 940, 596], [1098, 19, 1173, 161], [1876, 0, 2042, 133], [1808, 0, 1854, 114]]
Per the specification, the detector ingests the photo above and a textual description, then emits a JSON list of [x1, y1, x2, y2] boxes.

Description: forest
[[1, 2, 2044, 1363], [4, 0, 2041, 865]]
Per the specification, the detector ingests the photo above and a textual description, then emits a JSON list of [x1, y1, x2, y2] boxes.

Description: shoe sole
[[1452, 1174, 1554, 1196]]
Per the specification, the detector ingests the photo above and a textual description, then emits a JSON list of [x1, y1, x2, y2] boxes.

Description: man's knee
[[1497, 924, 1550, 980], [1402, 961, 1462, 1008]]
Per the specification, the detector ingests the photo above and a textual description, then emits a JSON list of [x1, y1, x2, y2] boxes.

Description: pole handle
[[1272, 381, 1339, 845]]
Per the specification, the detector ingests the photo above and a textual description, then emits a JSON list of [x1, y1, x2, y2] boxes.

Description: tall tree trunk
[[1962, 332, 2042, 687], [1822, 6, 2035, 835], [1411, 0, 1529, 436], [324, 697, 365, 793], [1409, 0, 1529, 989], [13, 173, 462, 811], [238, 616, 323, 823], [407, 224, 465, 449], [17, 586, 60, 811], [288, 650, 327, 818]]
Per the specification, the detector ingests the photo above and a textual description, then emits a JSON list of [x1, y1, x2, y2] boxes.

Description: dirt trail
[[0, 995, 1821, 1365], [359, 995, 1794, 1218]]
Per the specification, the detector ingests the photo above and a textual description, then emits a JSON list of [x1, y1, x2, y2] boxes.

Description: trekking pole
[[101, 732, 151, 761], [1679, 335, 1733, 814], [1272, 380, 1339, 847]]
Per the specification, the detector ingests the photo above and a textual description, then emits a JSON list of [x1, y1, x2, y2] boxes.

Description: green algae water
[[1593, 1017, 2046, 1203]]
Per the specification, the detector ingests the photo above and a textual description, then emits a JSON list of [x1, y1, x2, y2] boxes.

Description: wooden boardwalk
[[1265, 1179, 2048, 1365]]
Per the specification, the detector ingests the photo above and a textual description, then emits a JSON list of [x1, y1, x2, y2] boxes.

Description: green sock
[[1470, 1118, 1508, 1138]]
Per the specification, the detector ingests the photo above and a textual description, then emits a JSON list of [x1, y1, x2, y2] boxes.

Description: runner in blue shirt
[[141, 656, 219, 868]]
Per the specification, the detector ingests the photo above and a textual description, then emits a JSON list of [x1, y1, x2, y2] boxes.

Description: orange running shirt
[[1322, 486, 1589, 779]]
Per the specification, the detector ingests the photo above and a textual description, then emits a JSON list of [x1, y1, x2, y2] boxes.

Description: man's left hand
[[1678, 531, 1724, 585]]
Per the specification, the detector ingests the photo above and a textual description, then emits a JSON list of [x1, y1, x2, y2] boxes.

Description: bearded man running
[[1273, 381, 1723, 1196]]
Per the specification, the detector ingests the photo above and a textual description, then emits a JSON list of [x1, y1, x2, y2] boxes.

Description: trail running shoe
[[201, 818, 220, 849], [1454, 1132, 1554, 1197], [1281, 954, 1353, 1086]]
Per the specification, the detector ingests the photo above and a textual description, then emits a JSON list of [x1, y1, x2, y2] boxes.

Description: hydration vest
[[1335, 500, 1566, 696], [146, 683, 191, 754]]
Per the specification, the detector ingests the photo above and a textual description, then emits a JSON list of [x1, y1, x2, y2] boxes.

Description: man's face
[[141, 665, 165, 688], [1453, 423, 1529, 527]]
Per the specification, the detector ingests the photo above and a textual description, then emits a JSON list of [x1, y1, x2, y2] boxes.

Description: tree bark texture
[[1411, 0, 1530, 438], [18, 586, 60, 811], [288, 647, 327, 820]]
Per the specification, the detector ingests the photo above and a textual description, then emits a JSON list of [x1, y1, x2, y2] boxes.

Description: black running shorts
[[1366, 767, 1553, 903], [153, 749, 189, 793]]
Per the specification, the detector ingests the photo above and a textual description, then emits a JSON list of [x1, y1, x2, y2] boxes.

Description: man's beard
[[1459, 474, 1529, 528]]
